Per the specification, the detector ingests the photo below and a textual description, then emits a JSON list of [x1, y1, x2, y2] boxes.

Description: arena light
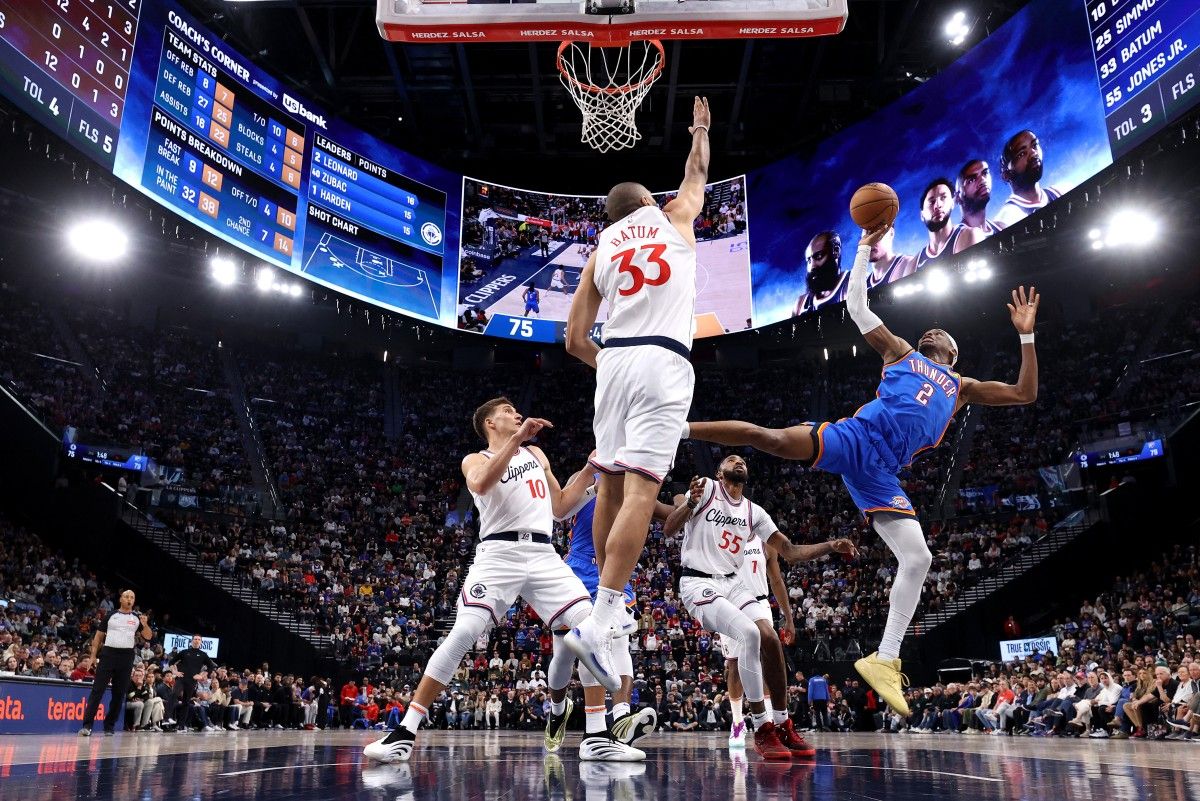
[[895, 281, 925, 299], [823, 348, 829, 361], [963, 258, 992, 284], [1091, 209, 1159, 250], [288, 283, 302, 298], [66, 219, 128, 263], [211, 257, 237, 287], [255, 267, 275, 293], [925, 268, 951, 296], [944, 11, 971, 46]]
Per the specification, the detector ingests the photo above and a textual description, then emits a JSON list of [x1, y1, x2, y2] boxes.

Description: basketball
[[850, 183, 899, 230]]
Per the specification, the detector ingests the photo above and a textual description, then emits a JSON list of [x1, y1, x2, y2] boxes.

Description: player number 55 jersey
[[594, 206, 696, 349], [681, 478, 776, 576], [468, 447, 553, 539]]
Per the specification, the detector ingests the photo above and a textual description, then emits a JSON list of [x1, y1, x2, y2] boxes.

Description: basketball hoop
[[557, 39, 665, 153]]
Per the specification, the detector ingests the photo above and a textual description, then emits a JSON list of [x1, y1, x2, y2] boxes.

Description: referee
[[80, 589, 153, 736]]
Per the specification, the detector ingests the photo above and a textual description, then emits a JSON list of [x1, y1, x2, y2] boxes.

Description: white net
[[557, 40, 665, 154]]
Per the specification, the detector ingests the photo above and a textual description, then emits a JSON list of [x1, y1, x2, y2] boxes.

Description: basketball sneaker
[[363, 727, 416, 763], [610, 707, 657, 746], [564, 618, 620, 692], [778, 719, 816, 757], [752, 722, 792, 761], [579, 733, 646, 761], [855, 652, 911, 717], [544, 696, 573, 753], [360, 763, 414, 800], [727, 720, 747, 748], [543, 753, 569, 801]]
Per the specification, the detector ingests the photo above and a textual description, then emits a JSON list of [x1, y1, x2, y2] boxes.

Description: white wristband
[[1019, 333, 1035, 345], [680, 422, 691, 440]]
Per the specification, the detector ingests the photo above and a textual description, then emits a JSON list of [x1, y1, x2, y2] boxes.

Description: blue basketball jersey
[[853, 350, 960, 468], [565, 497, 597, 567]]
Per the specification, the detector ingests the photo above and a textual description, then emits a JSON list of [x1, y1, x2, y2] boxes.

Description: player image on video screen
[[914, 178, 987, 272], [955, 159, 1001, 235], [866, 226, 917, 291], [993, 129, 1062, 229], [793, 231, 849, 316]]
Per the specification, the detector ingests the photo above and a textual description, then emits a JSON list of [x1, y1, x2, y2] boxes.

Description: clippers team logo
[[421, 222, 443, 247], [469, 583, 487, 599], [702, 588, 716, 599], [891, 496, 912, 510]]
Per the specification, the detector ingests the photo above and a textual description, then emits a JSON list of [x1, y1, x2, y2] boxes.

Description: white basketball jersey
[[681, 478, 775, 576], [469, 447, 553, 538], [737, 535, 770, 598], [593, 206, 696, 349]]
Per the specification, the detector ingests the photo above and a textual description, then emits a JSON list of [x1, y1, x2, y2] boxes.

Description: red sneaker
[[753, 722, 793, 761], [778, 719, 816, 757]]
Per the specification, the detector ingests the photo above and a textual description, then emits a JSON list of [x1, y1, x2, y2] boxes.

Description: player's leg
[[608, 618, 656, 746], [687, 421, 817, 462], [725, 655, 747, 746], [681, 581, 789, 761], [853, 497, 929, 719], [590, 472, 624, 575], [752, 615, 815, 757]]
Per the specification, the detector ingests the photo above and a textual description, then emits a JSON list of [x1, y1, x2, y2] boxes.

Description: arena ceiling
[[182, 0, 1030, 187]]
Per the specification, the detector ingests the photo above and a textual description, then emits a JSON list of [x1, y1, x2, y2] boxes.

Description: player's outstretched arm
[[848, 226, 911, 363], [545, 458, 596, 520], [461, 417, 552, 495], [565, 252, 602, 369], [767, 531, 858, 564], [763, 542, 796, 642], [663, 97, 710, 231], [959, 286, 1040, 407], [685, 420, 816, 462]]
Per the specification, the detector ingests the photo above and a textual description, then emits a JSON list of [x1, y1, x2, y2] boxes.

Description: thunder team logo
[[891, 496, 912, 510]]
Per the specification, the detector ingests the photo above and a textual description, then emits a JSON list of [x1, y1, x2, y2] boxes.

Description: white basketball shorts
[[458, 540, 592, 628], [590, 344, 694, 482]]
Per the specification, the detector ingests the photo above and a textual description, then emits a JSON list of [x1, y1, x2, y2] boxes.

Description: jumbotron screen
[[0, 0, 1197, 342]]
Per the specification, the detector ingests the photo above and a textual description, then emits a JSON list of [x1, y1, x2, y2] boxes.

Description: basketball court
[[3, 730, 1197, 801]]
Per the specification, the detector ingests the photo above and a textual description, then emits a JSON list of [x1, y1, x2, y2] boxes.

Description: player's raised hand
[[517, 417, 553, 441], [1007, 285, 1040, 334], [830, 538, 859, 559], [687, 475, 705, 506], [688, 96, 711, 135], [859, 224, 890, 248]]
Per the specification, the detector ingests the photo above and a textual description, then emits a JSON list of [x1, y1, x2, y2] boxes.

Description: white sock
[[873, 514, 932, 661], [729, 696, 743, 723], [593, 587, 626, 627], [773, 709, 788, 726], [551, 699, 566, 716], [585, 705, 608, 734], [750, 707, 769, 730], [401, 703, 426, 734], [611, 702, 630, 719]]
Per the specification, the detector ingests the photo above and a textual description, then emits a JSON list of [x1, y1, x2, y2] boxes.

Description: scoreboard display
[[1089, 0, 1200, 156], [0, 0, 141, 168], [2, 0, 1200, 343]]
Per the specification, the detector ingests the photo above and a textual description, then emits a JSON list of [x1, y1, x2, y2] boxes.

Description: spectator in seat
[[1086, 672, 1123, 738], [484, 693, 501, 730], [1122, 668, 1156, 738], [339, 679, 359, 729], [229, 678, 254, 730]]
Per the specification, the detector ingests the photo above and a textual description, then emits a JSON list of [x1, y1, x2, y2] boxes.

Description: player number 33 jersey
[[594, 206, 696, 349], [682, 478, 775, 576]]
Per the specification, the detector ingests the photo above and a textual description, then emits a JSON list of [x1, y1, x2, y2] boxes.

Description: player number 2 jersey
[[855, 350, 960, 470], [468, 447, 553, 539], [681, 478, 775, 576], [594, 206, 696, 350]]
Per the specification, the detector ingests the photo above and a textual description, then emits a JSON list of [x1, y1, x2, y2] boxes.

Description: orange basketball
[[850, 183, 899, 230]]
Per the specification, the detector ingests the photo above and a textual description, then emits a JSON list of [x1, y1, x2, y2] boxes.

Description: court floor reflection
[[1, 730, 1198, 801]]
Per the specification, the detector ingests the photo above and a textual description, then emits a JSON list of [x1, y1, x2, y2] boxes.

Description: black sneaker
[[610, 707, 657, 746], [544, 697, 573, 753], [364, 727, 416, 763]]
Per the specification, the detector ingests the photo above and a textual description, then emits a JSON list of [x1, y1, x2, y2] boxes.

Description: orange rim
[[556, 39, 665, 96]]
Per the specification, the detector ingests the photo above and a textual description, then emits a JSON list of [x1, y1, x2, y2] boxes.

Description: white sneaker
[[364, 727, 416, 763], [564, 618, 620, 692], [579, 734, 646, 761], [611, 707, 657, 746], [727, 720, 747, 748], [361, 763, 413, 792], [1088, 730, 1109, 738]]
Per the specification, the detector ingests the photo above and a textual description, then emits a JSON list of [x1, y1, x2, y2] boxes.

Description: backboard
[[376, 0, 848, 44]]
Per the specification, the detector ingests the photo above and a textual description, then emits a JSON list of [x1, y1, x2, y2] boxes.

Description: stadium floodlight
[[944, 11, 970, 46], [926, 268, 950, 296], [255, 267, 275, 293], [1088, 228, 1102, 240], [67, 219, 128, 263], [211, 257, 237, 287], [289, 283, 302, 298], [1105, 209, 1158, 247], [964, 259, 992, 284]]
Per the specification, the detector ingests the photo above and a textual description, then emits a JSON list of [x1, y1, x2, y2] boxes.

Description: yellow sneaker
[[855, 652, 910, 716], [544, 696, 573, 753]]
